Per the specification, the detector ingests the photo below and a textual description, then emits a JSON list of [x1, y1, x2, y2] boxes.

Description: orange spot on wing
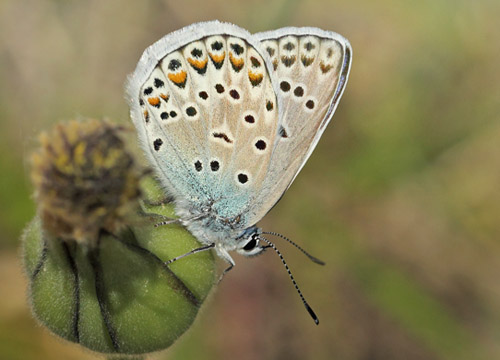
[[229, 53, 244, 68], [159, 93, 169, 101], [209, 52, 225, 63], [319, 62, 333, 73], [301, 55, 315, 67], [281, 55, 296, 67], [187, 57, 208, 69], [168, 71, 187, 84], [148, 97, 160, 106], [248, 71, 263, 86]]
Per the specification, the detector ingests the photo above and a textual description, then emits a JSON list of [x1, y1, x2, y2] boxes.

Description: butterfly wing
[[245, 27, 352, 225], [126, 21, 280, 223]]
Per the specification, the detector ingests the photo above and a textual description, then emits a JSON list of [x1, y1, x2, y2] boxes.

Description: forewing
[[126, 21, 279, 220], [246, 28, 352, 225]]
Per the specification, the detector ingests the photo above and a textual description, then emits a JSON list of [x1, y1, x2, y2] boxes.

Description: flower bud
[[23, 120, 215, 355], [30, 119, 144, 246]]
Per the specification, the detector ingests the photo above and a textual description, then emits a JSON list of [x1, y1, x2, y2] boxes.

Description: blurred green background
[[1, 0, 499, 359]]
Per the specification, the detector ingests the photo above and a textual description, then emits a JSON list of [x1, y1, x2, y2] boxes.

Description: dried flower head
[[31, 119, 145, 245]]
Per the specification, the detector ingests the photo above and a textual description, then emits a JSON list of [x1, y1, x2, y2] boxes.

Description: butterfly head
[[235, 226, 268, 257]]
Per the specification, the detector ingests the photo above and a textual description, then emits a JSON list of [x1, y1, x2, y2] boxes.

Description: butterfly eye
[[237, 234, 266, 257], [243, 237, 257, 251]]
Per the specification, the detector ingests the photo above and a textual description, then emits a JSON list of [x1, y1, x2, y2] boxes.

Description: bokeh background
[[1, 0, 499, 359]]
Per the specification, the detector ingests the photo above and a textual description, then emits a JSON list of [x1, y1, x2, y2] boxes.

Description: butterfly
[[126, 20, 352, 324]]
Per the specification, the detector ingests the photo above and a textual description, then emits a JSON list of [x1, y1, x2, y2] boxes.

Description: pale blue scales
[[126, 20, 352, 324]]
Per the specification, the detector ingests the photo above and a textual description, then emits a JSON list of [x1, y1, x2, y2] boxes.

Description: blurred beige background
[[1, 0, 499, 359]]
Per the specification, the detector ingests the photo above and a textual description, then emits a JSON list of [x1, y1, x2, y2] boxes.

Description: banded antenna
[[262, 231, 325, 265], [259, 236, 319, 325]]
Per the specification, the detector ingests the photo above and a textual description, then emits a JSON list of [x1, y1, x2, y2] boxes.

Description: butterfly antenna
[[259, 236, 319, 325], [262, 231, 325, 265]]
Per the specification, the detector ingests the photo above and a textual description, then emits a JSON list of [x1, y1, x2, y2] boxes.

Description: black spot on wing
[[244, 115, 255, 124], [279, 126, 289, 138], [215, 84, 225, 93], [153, 138, 163, 151], [194, 160, 202, 172], [255, 140, 267, 150], [294, 86, 304, 97], [230, 43, 244, 55], [168, 59, 181, 71], [237, 173, 248, 184], [210, 161, 220, 171], [154, 78, 164, 88], [191, 48, 203, 58], [211, 41, 223, 51], [306, 100, 315, 109], [280, 81, 291, 92], [212, 132, 233, 144], [186, 106, 197, 117], [229, 89, 240, 100]]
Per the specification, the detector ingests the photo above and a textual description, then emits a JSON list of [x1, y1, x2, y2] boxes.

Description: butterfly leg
[[141, 209, 202, 227], [215, 246, 236, 284], [164, 243, 215, 266], [154, 217, 182, 227], [142, 195, 175, 207], [136, 206, 179, 225], [153, 212, 210, 227], [144, 213, 178, 225], [218, 264, 234, 284]]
